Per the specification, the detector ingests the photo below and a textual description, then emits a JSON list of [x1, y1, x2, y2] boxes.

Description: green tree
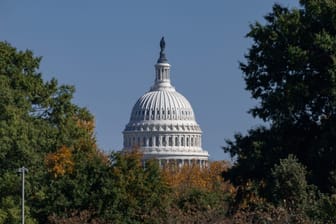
[[47, 149, 171, 224], [224, 0, 336, 195], [103, 149, 170, 224], [270, 154, 308, 209], [45, 150, 112, 223], [0, 41, 97, 223]]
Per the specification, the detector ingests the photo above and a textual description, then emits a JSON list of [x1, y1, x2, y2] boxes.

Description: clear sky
[[1, 0, 299, 161]]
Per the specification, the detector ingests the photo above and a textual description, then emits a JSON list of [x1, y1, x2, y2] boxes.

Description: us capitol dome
[[122, 37, 208, 167]]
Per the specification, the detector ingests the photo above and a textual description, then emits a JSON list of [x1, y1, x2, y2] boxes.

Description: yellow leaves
[[162, 160, 232, 195], [44, 116, 106, 178], [73, 114, 97, 152], [45, 145, 74, 178], [76, 118, 95, 135]]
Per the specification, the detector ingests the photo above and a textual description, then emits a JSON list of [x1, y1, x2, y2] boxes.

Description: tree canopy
[[222, 1, 336, 222], [0, 41, 96, 223], [224, 0, 336, 194]]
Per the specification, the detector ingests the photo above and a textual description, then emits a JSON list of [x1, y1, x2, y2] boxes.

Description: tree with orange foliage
[[162, 160, 233, 223], [162, 160, 232, 194], [45, 145, 74, 177]]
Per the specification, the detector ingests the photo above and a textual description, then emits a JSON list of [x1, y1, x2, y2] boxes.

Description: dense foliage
[[162, 161, 231, 223], [0, 41, 96, 223], [224, 0, 336, 222]]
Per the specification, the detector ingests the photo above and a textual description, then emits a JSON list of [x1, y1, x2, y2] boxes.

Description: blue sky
[[1, 1, 299, 160]]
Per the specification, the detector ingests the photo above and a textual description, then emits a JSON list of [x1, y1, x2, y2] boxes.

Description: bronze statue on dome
[[160, 37, 165, 53]]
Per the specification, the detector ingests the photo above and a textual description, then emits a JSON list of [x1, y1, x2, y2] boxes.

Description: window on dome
[[156, 136, 159, 146], [181, 137, 184, 146], [169, 137, 172, 146], [149, 137, 153, 146], [175, 137, 179, 146]]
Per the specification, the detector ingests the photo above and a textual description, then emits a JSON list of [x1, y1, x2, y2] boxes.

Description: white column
[[145, 137, 149, 147], [159, 135, 162, 146]]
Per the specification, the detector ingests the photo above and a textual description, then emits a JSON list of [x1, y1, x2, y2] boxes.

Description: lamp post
[[18, 167, 28, 224]]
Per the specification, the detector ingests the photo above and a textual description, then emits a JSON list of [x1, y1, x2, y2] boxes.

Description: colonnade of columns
[[131, 108, 194, 121], [124, 134, 202, 148], [155, 66, 170, 81], [143, 158, 208, 168]]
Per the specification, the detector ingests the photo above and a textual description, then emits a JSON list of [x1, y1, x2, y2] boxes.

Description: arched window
[[181, 137, 184, 146], [156, 136, 159, 146], [169, 136, 173, 146], [175, 137, 179, 146]]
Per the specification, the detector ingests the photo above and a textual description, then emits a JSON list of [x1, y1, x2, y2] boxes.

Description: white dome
[[123, 38, 208, 165], [129, 90, 195, 122]]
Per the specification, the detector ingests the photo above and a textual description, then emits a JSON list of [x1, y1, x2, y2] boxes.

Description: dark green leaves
[[224, 0, 336, 211]]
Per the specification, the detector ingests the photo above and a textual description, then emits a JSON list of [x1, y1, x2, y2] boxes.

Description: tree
[[102, 149, 170, 223], [162, 161, 232, 223], [44, 149, 112, 223], [0, 41, 99, 223], [270, 155, 308, 209], [162, 161, 231, 193], [224, 0, 336, 195]]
